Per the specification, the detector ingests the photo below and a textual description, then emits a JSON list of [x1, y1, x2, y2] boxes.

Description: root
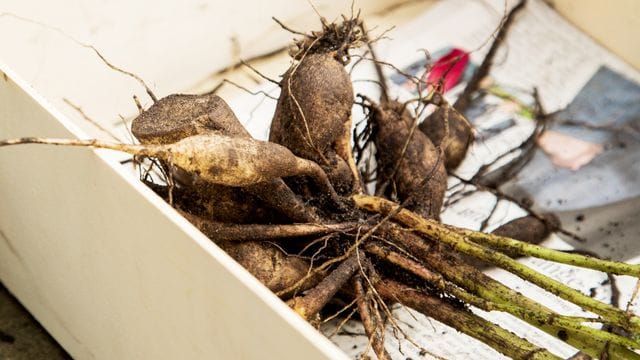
[[246, 179, 322, 223], [0, 12, 157, 103], [289, 252, 362, 320], [355, 275, 390, 360], [178, 211, 355, 242], [296, 157, 348, 211], [0, 137, 157, 156], [239, 60, 280, 85], [213, 79, 278, 100]]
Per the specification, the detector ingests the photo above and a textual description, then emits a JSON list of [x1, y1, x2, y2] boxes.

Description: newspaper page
[[226, 0, 640, 358]]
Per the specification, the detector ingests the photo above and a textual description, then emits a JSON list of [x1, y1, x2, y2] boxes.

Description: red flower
[[426, 48, 469, 93]]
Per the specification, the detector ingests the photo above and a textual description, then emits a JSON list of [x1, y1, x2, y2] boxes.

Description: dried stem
[[365, 241, 493, 311], [454, 0, 527, 112]]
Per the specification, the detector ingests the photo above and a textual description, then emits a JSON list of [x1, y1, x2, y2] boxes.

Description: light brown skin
[[371, 100, 448, 220], [419, 105, 474, 170], [0, 135, 342, 208], [167, 134, 322, 186], [354, 276, 390, 360], [322, 151, 353, 194]]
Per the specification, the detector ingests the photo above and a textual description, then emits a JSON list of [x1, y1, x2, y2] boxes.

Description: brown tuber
[[270, 16, 365, 195], [145, 181, 278, 224], [270, 53, 354, 164], [491, 214, 560, 249], [418, 104, 474, 170], [369, 99, 448, 220], [131, 93, 322, 223]]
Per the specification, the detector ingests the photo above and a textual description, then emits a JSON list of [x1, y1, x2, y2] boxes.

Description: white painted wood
[[0, 64, 348, 359], [0, 1, 431, 358], [0, 0, 401, 141]]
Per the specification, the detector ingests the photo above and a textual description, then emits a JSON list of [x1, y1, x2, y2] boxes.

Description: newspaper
[[227, 0, 640, 358]]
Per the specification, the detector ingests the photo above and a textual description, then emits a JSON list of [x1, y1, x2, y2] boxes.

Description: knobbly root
[[354, 275, 390, 360], [0, 135, 342, 193], [289, 252, 362, 321]]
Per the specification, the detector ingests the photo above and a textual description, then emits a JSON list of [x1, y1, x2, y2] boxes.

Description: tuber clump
[[3, 6, 640, 360], [131, 93, 322, 223]]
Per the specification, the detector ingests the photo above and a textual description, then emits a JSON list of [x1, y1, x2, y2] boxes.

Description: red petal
[[426, 48, 469, 92]]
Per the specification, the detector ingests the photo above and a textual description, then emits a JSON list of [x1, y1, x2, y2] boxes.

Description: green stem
[[354, 194, 640, 337], [455, 226, 640, 277], [364, 241, 636, 348], [377, 278, 562, 360], [381, 222, 640, 358]]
